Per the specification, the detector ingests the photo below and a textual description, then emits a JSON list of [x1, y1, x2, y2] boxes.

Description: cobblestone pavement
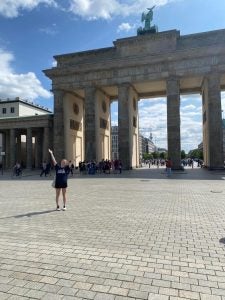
[[0, 167, 225, 300]]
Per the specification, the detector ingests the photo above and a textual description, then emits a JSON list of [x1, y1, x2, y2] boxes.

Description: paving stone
[[42, 292, 63, 299], [109, 287, 129, 297], [94, 292, 115, 300], [57, 286, 78, 296], [148, 293, 169, 300], [24, 289, 46, 299], [200, 295, 222, 300]]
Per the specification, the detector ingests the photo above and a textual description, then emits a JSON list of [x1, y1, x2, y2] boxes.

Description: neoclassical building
[[0, 98, 53, 169], [44, 28, 225, 170]]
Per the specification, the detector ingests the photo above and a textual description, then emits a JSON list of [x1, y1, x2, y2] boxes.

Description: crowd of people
[[79, 159, 122, 175]]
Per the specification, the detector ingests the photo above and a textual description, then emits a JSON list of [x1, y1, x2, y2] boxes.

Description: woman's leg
[[62, 188, 67, 208], [56, 188, 61, 209]]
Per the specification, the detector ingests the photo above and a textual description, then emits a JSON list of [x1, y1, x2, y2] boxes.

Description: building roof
[[0, 97, 51, 113]]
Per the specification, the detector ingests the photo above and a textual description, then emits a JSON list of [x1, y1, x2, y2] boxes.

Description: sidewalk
[[0, 168, 225, 299]]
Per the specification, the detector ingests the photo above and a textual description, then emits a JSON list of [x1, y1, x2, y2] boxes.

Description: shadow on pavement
[[0, 209, 56, 220]]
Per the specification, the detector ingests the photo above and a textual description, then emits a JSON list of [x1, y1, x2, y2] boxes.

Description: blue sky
[[0, 0, 225, 152]]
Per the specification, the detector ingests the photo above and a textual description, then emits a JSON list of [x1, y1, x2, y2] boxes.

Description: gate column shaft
[[84, 86, 97, 162], [43, 127, 50, 161], [202, 72, 223, 169], [53, 90, 65, 161], [166, 77, 181, 169], [26, 128, 33, 169], [118, 84, 131, 169], [9, 128, 16, 168]]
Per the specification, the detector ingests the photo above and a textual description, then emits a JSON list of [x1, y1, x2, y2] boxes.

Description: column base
[[207, 166, 225, 171], [172, 166, 184, 171]]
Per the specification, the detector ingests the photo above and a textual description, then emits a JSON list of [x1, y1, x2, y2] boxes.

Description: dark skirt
[[55, 181, 67, 189]]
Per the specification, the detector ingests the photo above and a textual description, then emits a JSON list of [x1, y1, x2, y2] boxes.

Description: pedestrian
[[40, 161, 47, 177], [118, 160, 122, 174], [48, 149, 69, 211], [166, 158, 172, 177]]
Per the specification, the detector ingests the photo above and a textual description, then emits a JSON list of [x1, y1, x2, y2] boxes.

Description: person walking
[[48, 149, 69, 211], [40, 161, 47, 177], [166, 158, 172, 177]]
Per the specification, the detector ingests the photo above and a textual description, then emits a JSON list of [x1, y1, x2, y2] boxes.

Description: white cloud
[[0, 0, 176, 20], [0, 49, 51, 100], [181, 94, 201, 102], [68, 0, 175, 20], [117, 23, 135, 33], [181, 104, 196, 111], [39, 24, 58, 35], [0, 0, 57, 18]]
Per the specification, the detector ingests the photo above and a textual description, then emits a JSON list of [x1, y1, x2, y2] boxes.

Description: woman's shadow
[[0, 210, 56, 219]]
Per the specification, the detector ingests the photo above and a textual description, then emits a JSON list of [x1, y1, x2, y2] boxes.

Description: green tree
[[181, 150, 186, 159], [152, 151, 159, 159], [188, 149, 203, 160], [142, 153, 151, 160], [159, 152, 166, 159]]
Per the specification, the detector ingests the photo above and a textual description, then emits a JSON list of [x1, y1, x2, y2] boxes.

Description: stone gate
[[44, 29, 225, 169]]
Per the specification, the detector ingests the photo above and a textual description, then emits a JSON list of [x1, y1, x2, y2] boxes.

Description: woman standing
[[49, 149, 69, 211]]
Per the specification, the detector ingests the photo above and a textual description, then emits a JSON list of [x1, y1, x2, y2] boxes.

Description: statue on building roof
[[137, 6, 158, 36]]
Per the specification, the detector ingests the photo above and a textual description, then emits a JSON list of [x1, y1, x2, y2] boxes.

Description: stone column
[[43, 127, 50, 162], [17, 133, 22, 164], [35, 130, 42, 168], [84, 86, 97, 161], [166, 77, 181, 169], [118, 84, 131, 169], [53, 90, 65, 161], [202, 72, 223, 169], [5, 130, 10, 169], [1, 132, 6, 169], [9, 128, 16, 168], [26, 128, 33, 169]]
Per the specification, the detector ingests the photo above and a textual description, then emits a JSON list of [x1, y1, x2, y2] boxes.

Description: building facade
[[0, 98, 53, 169], [111, 126, 118, 160]]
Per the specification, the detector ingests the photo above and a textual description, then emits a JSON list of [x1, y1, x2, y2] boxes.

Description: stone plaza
[[0, 167, 225, 299]]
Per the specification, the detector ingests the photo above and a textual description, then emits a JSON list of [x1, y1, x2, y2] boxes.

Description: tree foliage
[[188, 149, 203, 159], [181, 150, 186, 159]]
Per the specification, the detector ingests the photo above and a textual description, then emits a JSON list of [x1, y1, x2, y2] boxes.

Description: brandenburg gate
[[44, 28, 225, 170]]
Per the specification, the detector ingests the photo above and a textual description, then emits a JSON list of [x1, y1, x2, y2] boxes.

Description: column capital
[[166, 76, 180, 96], [51, 87, 66, 95], [166, 75, 180, 83], [84, 85, 97, 95], [203, 70, 221, 81]]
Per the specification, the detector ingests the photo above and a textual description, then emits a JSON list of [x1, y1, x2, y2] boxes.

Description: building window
[[10, 107, 15, 113], [133, 116, 137, 128], [70, 119, 82, 131], [2, 108, 6, 114]]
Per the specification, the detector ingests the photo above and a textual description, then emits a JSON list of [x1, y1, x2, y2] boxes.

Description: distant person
[[40, 161, 47, 177], [118, 160, 122, 174], [13, 162, 22, 176], [68, 160, 74, 176], [166, 158, 172, 177], [48, 149, 70, 211]]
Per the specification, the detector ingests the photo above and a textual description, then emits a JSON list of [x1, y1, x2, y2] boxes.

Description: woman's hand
[[48, 149, 53, 154]]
